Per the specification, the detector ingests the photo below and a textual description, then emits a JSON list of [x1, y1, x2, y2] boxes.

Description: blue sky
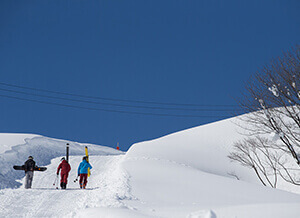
[[0, 0, 299, 150]]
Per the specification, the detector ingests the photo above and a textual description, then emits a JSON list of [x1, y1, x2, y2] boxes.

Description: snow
[[1, 113, 300, 217], [0, 135, 122, 189], [120, 157, 300, 218], [125, 117, 257, 183], [0, 133, 39, 154], [210, 203, 300, 218], [268, 84, 279, 97], [187, 210, 217, 218], [0, 155, 130, 217], [75, 207, 150, 218]]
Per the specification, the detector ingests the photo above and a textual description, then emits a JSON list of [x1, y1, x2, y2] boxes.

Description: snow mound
[[1, 112, 300, 217], [0, 135, 122, 189], [121, 114, 300, 217], [125, 116, 255, 182]]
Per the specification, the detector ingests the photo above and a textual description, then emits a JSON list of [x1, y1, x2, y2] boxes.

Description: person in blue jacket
[[77, 156, 92, 189]]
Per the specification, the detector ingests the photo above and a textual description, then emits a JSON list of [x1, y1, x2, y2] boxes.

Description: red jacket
[[57, 160, 71, 175]]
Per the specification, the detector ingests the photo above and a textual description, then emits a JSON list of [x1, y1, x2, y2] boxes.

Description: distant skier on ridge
[[77, 156, 92, 189], [56, 157, 71, 189]]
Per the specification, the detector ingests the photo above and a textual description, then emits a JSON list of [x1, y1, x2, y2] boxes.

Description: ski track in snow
[[0, 154, 134, 218]]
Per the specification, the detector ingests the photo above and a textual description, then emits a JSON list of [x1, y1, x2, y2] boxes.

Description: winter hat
[[28, 156, 33, 159], [61, 157, 65, 161]]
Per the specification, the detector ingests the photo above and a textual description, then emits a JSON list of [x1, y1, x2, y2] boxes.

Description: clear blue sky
[[0, 0, 299, 150]]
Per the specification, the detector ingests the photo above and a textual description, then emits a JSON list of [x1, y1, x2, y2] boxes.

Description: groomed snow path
[[0, 154, 132, 217]]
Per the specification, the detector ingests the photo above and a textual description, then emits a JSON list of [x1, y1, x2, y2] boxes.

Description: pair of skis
[[85, 146, 91, 177], [66, 143, 90, 174]]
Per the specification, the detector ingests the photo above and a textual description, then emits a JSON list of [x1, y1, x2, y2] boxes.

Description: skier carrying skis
[[22, 156, 36, 189], [77, 156, 92, 189], [56, 157, 71, 189]]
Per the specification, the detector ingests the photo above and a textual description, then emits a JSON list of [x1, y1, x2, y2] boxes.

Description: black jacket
[[23, 159, 36, 172]]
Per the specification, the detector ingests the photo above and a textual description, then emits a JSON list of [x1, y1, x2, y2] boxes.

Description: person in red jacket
[[56, 157, 71, 189]]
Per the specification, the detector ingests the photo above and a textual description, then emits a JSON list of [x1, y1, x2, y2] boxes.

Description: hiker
[[77, 156, 92, 189], [22, 156, 36, 189], [56, 157, 71, 189]]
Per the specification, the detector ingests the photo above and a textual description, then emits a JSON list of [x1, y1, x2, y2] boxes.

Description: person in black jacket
[[22, 156, 36, 189]]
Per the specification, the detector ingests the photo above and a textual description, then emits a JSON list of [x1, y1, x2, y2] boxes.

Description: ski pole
[[53, 175, 57, 186], [55, 175, 59, 189]]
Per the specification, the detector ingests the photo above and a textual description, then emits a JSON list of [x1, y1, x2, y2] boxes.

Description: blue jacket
[[77, 159, 92, 175]]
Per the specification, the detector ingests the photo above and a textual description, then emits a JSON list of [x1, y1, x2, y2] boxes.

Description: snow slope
[[125, 115, 299, 190], [120, 157, 300, 217], [119, 115, 300, 217], [1, 113, 300, 217], [0, 134, 122, 189], [0, 133, 39, 154], [125, 117, 255, 182], [1, 152, 299, 218], [0, 155, 132, 217]]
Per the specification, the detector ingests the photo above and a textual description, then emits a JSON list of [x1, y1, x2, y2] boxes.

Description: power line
[[0, 87, 242, 112], [0, 93, 229, 118], [0, 82, 239, 108]]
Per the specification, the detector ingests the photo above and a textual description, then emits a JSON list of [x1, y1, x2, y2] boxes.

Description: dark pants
[[60, 173, 69, 184], [79, 174, 88, 188], [25, 171, 34, 189]]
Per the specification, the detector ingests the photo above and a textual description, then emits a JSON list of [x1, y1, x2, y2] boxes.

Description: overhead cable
[[0, 82, 239, 108], [0, 87, 242, 112], [0, 93, 229, 118]]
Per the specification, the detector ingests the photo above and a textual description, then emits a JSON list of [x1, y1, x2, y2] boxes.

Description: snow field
[[186, 210, 217, 218], [0, 133, 39, 154], [125, 115, 300, 195], [1, 112, 300, 217], [0, 135, 122, 189], [121, 157, 300, 218], [125, 117, 259, 184], [209, 203, 300, 218], [0, 154, 133, 217]]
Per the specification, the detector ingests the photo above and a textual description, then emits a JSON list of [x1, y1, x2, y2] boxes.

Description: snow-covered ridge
[[119, 114, 300, 217], [0, 134, 122, 189], [0, 133, 40, 154], [125, 112, 300, 195], [125, 115, 258, 183], [1, 113, 300, 217]]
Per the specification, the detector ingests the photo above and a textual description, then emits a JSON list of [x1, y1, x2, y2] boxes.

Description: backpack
[[24, 159, 36, 172]]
